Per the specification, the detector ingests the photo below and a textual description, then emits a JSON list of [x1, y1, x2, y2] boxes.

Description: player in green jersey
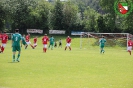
[[21, 34, 28, 49], [99, 36, 106, 54], [11, 29, 22, 62], [48, 36, 54, 50]]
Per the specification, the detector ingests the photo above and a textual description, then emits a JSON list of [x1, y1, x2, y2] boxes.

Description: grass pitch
[[0, 36, 133, 88]]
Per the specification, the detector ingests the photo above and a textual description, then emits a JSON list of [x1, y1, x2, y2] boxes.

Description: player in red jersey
[[65, 36, 71, 51], [25, 34, 34, 49], [127, 38, 133, 55], [42, 34, 49, 53], [33, 36, 37, 48], [0, 31, 8, 53]]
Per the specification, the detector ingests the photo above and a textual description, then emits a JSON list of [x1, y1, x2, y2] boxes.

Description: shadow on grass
[[8, 62, 19, 63]]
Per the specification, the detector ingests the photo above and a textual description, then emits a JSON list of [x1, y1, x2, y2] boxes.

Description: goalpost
[[80, 32, 132, 49]]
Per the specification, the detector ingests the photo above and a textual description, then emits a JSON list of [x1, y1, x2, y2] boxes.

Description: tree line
[[0, 0, 133, 34]]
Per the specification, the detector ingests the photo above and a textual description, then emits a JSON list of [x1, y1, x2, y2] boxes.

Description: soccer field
[[0, 36, 133, 88]]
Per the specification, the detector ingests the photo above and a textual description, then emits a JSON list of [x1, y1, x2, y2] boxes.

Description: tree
[[83, 6, 100, 32], [3, 0, 37, 33], [62, 1, 79, 34], [100, 0, 116, 32], [52, 0, 64, 30], [0, 1, 6, 31], [97, 15, 106, 32]]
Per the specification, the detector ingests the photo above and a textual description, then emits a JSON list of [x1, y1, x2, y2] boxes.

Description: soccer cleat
[[25, 45, 28, 49], [16, 59, 20, 62], [12, 60, 15, 62]]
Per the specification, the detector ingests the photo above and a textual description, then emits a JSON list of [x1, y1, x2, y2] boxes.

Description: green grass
[[0, 36, 133, 88]]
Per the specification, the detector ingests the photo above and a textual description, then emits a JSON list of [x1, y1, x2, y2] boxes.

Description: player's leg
[[1, 43, 6, 53], [16, 46, 21, 62], [100, 45, 104, 53], [68, 43, 71, 50], [34, 43, 37, 48], [23, 41, 28, 49], [29, 41, 34, 49], [25, 44, 28, 49], [12, 46, 16, 62], [127, 46, 132, 55], [48, 44, 51, 49], [65, 43, 68, 50], [61, 43, 62, 48], [100, 46, 103, 53], [51, 43, 54, 50], [43, 44, 47, 52]]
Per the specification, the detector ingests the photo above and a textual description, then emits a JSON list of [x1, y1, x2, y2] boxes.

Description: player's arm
[[11, 34, 14, 47], [20, 39, 22, 47], [20, 40, 22, 47]]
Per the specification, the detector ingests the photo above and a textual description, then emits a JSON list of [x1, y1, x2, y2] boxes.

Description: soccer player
[[21, 34, 28, 49], [0, 31, 8, 53], [54, 41, 57, 48], [58, 39, 62, 48], [25, 34, 34, 49], [48, 36, 54, 50], [99, 36, 106, 54], [42, 34, 49, 53], [33, 36, 37, 48], [127, 38, 133, 55], [11, 29, 22, 62], [65, 36, 71, 51]]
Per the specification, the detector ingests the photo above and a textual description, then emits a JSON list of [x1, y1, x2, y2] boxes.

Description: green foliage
[[52, 0, 64, 30], [97, 16, 106, 32], [0, 0, 133, 34], [83, 6, 100, 32], [0, 1, 6, 31], [62, 1, 79, 34]]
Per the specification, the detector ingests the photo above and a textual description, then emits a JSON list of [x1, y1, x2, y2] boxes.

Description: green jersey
[[49, 37, 54, 44], [99, 38, 106, 46], [12, 33, 22, 46]]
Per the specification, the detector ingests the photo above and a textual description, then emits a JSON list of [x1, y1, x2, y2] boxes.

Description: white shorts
[[26, 41, 31, 45], [43, 44, 47, 48], [127, 46, 132, 51], [34, 43, 37, 46], [1, 43, 6, 47], [66, 43, 71, 47]]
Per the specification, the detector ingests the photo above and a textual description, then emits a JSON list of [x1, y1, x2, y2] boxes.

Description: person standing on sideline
[[0, 31, 8, 53], [42, 34, 49, 53], [33, 36, 37, 48], [54, 41, 57, 48], [99, 36, 106, 54], [25, 33, 34, 49], [48, 36, 54, 50], [21, 34, 28, 49], [58, 39, 62, 48], [127, 38, 133, 55], [65, 36, 71, 51], [11, 29, 22, 62]]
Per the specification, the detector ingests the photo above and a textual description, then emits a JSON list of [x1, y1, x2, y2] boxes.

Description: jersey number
[[15, 37, 18, 41], [44, 39, 46, 41]]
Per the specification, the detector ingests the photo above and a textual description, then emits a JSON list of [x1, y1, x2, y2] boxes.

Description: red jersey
[[1, 34, 8, 43], [66, 37, 71, 43], [26, 35, 30, 42], [42, 36, 49, 44], [128, 40, 133, 46], [34, 38, 37, 43], [0, 33, 2, 39]]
